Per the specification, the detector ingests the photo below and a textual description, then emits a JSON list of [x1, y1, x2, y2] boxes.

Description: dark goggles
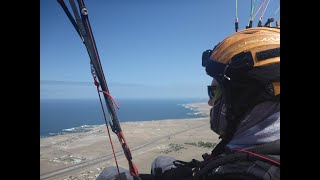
[[202, 47, 280, 79], [208, 85, 222, 100], [208, 86, 218, 99], [202, 49, 213, 67], [207, 85, 216, 99], [202, 49, 226, 80], [202, 49, 255, 80]]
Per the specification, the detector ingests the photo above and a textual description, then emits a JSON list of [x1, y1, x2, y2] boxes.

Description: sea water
[[40, 98, 208, 137]]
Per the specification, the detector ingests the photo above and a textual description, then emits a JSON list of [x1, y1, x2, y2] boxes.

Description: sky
[[40, 0, 280, 100]]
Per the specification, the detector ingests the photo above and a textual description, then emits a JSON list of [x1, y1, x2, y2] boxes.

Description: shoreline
[[40, 102, 218, 180], [40, 102, 209, 138]]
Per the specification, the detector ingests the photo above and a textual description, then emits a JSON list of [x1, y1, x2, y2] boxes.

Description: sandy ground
[[40, 102, 220, 180]]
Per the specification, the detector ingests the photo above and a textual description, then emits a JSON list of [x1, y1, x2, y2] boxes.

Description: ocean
[[40, 98, 208, 137]]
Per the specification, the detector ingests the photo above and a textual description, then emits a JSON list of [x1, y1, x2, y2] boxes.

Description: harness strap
[[233, 149, 280, 166], [193, 150, 280, 180]]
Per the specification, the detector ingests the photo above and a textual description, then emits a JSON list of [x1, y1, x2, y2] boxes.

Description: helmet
[[202, 27, 280, 156], [203, 27, 280, 95], [211, 27, 279, 66]]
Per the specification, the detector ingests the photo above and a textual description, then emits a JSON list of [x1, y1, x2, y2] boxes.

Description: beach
[[40, 102, 220, 180]]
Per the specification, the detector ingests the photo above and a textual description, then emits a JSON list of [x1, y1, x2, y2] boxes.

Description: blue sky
[[40, 0, 280, 99]]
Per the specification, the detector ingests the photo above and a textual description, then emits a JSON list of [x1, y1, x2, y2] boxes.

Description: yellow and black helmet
[[202, 27, 280, 96]]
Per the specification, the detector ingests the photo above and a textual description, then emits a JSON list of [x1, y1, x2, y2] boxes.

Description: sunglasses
[[207, 85, 222, 100]]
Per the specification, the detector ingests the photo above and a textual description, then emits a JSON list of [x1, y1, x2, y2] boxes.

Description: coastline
[[40, 100, 208, 138], [40, 102, 219, 180]]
